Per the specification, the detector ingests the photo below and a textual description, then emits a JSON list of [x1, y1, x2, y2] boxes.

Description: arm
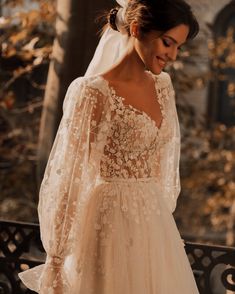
[[160, 73, 181, 213], [18, 78, 108, 293], [38, 78, 112, 292]]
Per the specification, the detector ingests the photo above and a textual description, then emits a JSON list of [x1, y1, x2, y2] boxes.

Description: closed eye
[[162, 38, 184, 52], [162, 39, 171, 47]]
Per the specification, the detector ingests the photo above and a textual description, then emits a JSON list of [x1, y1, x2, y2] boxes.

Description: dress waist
[[98, 176, 159, 183]]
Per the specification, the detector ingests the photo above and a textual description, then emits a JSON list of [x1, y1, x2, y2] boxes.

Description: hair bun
[[108, 8, 119, 31]]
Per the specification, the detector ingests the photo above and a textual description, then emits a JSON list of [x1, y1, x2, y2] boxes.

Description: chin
[[145, 60, 163, 75], [149, 67, 162, 75]]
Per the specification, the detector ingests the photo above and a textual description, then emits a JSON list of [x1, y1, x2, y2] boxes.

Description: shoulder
[[152, 71, 174, 90], [62, 77, 88, 112], [151, 71, 176, 106], [63, 75, 109, 113], [64, 75, 107, 101], [68, 75, 108, 96]]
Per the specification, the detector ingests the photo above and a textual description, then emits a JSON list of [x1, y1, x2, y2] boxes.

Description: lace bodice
[[73, 71, 180, 194], [96, 75, 171, 180]]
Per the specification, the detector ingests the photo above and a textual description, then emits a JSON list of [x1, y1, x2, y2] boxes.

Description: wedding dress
[[18, 71, 199, 294]]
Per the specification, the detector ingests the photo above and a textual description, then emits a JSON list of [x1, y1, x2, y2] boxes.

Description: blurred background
[[0, 0, 235, 248]]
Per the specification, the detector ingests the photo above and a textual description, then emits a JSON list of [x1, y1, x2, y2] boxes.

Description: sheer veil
[[85, 0, 130, 77]]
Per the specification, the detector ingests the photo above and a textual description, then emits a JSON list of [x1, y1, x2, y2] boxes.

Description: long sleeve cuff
[[45, 255, 64, 268]]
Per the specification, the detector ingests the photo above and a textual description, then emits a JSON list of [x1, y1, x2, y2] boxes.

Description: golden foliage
[[0, 0, 55, 101], [0, 0, 55, 221]]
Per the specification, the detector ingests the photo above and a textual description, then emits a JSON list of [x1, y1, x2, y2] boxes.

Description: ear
[[130, 21, 139, 38]]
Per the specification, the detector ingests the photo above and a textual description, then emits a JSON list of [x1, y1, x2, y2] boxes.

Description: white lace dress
[[18, 71, 199, 294]]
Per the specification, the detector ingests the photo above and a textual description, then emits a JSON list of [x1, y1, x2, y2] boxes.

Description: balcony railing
[[0, 219, 234, 294]]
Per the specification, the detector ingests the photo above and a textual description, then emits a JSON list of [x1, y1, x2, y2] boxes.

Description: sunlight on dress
[[18, 71, 199, 294]]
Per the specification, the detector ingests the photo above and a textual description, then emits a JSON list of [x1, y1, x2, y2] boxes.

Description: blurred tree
[[0, 0, 109, 219], [0, 0, 56, 220], [37, 0, 110, 184]]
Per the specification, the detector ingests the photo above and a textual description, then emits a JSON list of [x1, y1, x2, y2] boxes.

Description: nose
[[167, 47, 178, 62]]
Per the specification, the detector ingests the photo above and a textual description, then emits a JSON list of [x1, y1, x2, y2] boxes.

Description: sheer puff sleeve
[[160, 73, 181, 213], [18, 77, 109, 293]]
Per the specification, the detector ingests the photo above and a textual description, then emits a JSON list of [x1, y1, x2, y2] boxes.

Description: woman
[[19, 0, 200, 293]]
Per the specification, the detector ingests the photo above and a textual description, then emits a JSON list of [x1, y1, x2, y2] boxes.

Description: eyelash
[[162, 39, 170, 47], [162, 39, 183, 52]]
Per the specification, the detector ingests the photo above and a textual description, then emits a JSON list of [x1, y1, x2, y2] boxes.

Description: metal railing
[[0, 219, 234, 294]]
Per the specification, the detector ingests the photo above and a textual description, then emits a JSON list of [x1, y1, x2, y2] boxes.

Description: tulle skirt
[[19, 177, 199, 294], [67, 177, 199, 294]]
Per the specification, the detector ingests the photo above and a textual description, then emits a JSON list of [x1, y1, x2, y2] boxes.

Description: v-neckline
[[97, 72, 164, 131]]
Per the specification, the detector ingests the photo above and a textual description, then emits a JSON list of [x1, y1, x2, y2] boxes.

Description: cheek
[[136, 39, 164, 64], [152, 40, 165, 55], [143, 42, 163, 61], [139, 41, 155, 60]]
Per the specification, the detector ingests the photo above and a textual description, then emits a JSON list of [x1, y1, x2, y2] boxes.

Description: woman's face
[[133, 24, 189, 75]]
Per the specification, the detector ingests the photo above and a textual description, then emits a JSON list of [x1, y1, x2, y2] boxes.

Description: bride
[[19, 0, 200, 293]]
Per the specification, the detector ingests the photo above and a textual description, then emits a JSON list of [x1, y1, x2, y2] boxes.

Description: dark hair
[[107, 0, 199, 40]]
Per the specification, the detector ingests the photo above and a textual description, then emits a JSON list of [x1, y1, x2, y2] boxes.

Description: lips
[[156, 57, 166, 68]]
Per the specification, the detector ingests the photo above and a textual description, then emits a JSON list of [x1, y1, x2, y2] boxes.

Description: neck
[[103, 40, 148, 84]]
